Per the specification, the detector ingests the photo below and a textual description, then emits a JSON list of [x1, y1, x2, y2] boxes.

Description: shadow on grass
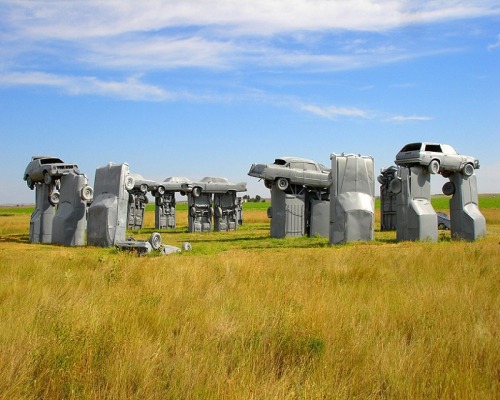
[[0, 234, 30, 243]]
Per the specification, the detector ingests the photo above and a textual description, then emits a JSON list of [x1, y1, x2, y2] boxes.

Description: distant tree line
[[242, 194, 266, 202]]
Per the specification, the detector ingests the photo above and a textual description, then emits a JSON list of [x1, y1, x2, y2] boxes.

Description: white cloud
[[0, 71, 170, 100], [389, 115, 433, 121], [3, 1, 499, 39], [301, 104, 371, 119], [487, 34, 500, 50]]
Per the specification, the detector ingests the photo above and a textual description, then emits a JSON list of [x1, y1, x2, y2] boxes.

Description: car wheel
[[192, 187, 201, 197], [438, 223, 446, 230], [388, 178, 402, 194], [157, 186, 165, 195], [43, 171, 52, 185], [189, 206, 197, 217], [140, 183, 148, 193], [442, 182, 455, 196], [155, 196, 164, 206], [179, 190, 186, 196], [215, 206, 223, 218], [428, 159, 440, 174], [148, 232, 162, 250], [463, 163, 474, 177], [124, 175, 135, 190], [264, 180, 272, 189], [26, 176, 34, 190], [181, 242, 192, 251], [81, 185, 93, 201], [49, 192, 60, 206], [276, 177, 289, 191]]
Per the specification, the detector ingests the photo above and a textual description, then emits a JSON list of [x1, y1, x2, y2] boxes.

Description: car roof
[[275, 157, 319, 164]]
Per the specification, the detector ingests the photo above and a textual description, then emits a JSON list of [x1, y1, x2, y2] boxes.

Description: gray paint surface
[[187, 192, 213, 232], [378, 166, 398, 231], [213, 192, 238, 231], [87, 163, 131, 246], [52, 170, 92, 246], [329, 154, 374, 244], [270, 185, 305, 238], [29, 183, 56, 243], [447, 173, 486, 241], [395, 166, 438, 242]]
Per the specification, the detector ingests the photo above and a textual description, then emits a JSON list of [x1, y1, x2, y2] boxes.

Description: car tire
[[157, 186, 165, 195], [49, 191, 60, 206], [125, 175, 135, 191], [43, 171, 52, 185], [140, 183, 148, 193], [264, 180, 272, 189], [463, 163, 474, 177], [276, 177, 289, 191], [149, 232, 162, 250], [428, 159, 440, 174], [26, 176, 34, 190], [155, 196, 164, 206], [181, 242, 192, 251], [81, 185, 93, 201], [128, 193, 136, 204], [215, 206, 223, 218], [189, 206, 197, 217], [192, 187, 201, 197], [438, 223, 446, 230], [442, 182, 455, 196], [389, 178, 402, 194]]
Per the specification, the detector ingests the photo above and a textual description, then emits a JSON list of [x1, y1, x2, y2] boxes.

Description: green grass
[[0, 195, 498, 399]]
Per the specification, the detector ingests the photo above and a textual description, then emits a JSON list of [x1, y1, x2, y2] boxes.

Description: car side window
[[303, 163, 317, 171], [425, 144, 442, 153]]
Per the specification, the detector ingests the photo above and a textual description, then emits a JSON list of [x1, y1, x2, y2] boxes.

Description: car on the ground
[[395, 143, 479, 176], [23, 156, 78, 189], [437, 212, 451, 230], [248, 157, 330, 190], [181, 177, 247, 197]]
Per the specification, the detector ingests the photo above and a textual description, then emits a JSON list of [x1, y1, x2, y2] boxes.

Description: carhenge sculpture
[[126, 174, 156, 230], [386, 142, 486, 241], [248, 157, 331, 238], [151, 177, 191, 229], [87, 162, 136, 246], [181, 177, 247, 232], [23, 156, 90, 245], [329, 153, 375, 244]]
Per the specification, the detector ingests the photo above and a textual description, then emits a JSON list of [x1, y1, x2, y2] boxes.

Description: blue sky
[[1, 0, 499, 204]]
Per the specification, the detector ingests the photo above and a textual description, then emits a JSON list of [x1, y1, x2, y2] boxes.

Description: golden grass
[[0, 207, 499, 399]]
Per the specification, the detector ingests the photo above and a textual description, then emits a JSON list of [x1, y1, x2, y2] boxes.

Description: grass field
[[0, 196, 499, 399]]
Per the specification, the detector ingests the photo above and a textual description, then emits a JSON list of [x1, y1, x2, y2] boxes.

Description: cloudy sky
[[1, 0, 499, 204]]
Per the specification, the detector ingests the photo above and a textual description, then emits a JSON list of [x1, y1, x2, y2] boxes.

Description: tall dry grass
[[0, 206, 499, 399]]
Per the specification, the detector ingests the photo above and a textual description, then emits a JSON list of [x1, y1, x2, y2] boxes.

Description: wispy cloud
[[487, 34, 500, 50], [301, 104, 371, 119], [3, 1, 499, 38], [389, 115, 433, 122], [0, 71, 171, 101]]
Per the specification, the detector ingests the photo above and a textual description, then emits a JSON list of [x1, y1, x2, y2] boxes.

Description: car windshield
[[440, 144, 457, 155], [40, 158, 64, 164]]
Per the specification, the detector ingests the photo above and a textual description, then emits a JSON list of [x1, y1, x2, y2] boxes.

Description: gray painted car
[[248, 157, 330, 190], [152, 177, 192, 196], [24, 156, 78, 189], [181, 177, 247, 197], [395, 143, 479, 176]]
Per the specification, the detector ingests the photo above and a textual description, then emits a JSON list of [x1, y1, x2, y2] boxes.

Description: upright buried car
[[24, 156, 78, 189], [395, 143, 479, 176], [248, 157, 330, 190]]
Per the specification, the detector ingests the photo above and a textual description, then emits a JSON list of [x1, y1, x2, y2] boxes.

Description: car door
[[288, 162, 304, 184], [439, 144, 461, 169]]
